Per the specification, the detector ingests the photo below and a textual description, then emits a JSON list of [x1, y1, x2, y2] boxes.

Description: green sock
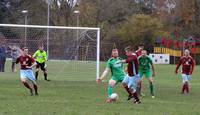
[[107, 86, 113, 98], [149, 82, 154, 96]]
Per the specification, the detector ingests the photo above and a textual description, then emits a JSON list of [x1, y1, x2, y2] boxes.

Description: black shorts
[[36, 61, 46, 71]]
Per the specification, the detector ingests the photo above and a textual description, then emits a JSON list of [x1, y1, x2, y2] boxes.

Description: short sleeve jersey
[[106, 57, 125, 77], [125, 55, 139, 76], [138, 56, 153, 71], [16, 55, 35, 70]]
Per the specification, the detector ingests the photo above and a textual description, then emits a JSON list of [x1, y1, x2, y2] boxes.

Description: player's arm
[[27, 62, 37, 69], [189, 58, 195, 75], [97, 67, 110, 84], [44, 51, 48, 61], [16, 57, 19, 64], [120, 57, 133, 63], [149, 57, 156, 77], [151, 64, 156, 77], [175, 58, 182, 74], [27, 57, 37, 69], [32, 51, 37, 59]]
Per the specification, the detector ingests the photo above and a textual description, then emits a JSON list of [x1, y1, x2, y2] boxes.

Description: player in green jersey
[[33, 45, 50, 81], [138, 50, 155, 98], [97, 49, 128, 103]]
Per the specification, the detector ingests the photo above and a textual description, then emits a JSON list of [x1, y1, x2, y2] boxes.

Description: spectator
[[9, 45, 21, 72], [0, 42, 7, 72]]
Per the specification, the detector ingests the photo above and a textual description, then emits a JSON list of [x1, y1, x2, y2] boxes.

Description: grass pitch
[[0, 60, 200, 115]]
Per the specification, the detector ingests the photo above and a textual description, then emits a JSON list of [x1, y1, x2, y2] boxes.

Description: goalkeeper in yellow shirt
[[33, 45, 50, 81]]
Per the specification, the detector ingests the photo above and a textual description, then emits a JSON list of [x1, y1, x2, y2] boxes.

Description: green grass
[[0, 60, 200, 115]]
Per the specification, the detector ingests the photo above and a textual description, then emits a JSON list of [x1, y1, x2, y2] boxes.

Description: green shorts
[[111, 75, 125, 84], [139, 70, 152, 78]]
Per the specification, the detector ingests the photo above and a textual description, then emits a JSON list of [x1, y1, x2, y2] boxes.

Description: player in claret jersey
[[16, 47, 38, 96], [175, 49, 195, 94], [121, 46, 141, 104]]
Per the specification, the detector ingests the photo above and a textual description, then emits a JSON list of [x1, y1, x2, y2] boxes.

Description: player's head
[[21, 47, 29, 55], [111, 48, 119, 58], [124, 46, 134, 56], [138, 43, 144, 50], [184, 49, 190, 56], [141, 50, 147, 57], [38, 45, 44, 51]]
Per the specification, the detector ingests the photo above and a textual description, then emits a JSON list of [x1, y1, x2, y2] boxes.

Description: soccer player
[[121, 46, 141, 104], [33, 45, 50, 81], [97, 49, 129, 103], [16, 47, 38, 96], [175, 49, 195, 94], [138, 50, 156, 98]]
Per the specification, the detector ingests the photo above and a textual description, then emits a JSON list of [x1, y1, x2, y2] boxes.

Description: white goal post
[[0, 24, 100, 80]]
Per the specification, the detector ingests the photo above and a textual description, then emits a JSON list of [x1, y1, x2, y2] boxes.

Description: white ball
[[110, 93, 119, 100]]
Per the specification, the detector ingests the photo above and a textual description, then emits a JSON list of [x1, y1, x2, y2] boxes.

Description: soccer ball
[[110, 93, 119, 100]]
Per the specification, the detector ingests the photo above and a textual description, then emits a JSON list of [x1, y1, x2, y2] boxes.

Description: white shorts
[[182, 74, 190, 83], [20, 69, 36, 82], [122, 74, 140, 90]]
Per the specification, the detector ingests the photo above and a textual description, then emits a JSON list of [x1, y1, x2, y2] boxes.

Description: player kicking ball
[[138, 50, 156, 98], [97, 49, 136, 103], [33, 45, 50, 81], [16, 47, 38, 96], [175, 49, 195, 94], [120, 46, 141, 104]]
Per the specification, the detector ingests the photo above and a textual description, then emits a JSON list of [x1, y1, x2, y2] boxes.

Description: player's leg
[[131, 75, 141, 104], [41, 62, 50, 81], [27, 70, 38, 95], [35, 62, 40, 80], [137, 71, 144, 96], [122, 75, 133, 100], [11, 62, 14, 72], [148, 77, 155, 98], [0, 57, 2, 72], [20, 70, 34, 95], [2, 57, 6, 72], [185, 75, 190, 93], [106, 78, 117, 103], [146, 70, 155, 98], [12, 61, 16, 72], [182, 74, 190, 94]]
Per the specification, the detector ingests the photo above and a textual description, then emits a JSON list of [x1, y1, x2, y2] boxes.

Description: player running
[[121, 46, 141, 104], [175, 49, 195, 94], [97, 49, 133, 103], [16, 47, 38, 96], [138, 50, 156, 98], [33, 45, 50, 81]]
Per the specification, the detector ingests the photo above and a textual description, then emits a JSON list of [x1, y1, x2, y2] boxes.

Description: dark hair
[[124, 46, 134, 52], [139, 43, 144, 46], [21, 47, 28, 51], [112, 48, 118, 52]]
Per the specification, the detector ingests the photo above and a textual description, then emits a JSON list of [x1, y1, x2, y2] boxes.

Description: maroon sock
[[22, 82, 32, 90], [182, 84, 186, 93], [185, 83, 189, 93], [33, 84, 38, 94], [124, 85, 132, 96], [132, 92, 140, 101]]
